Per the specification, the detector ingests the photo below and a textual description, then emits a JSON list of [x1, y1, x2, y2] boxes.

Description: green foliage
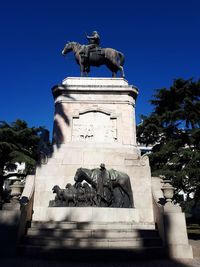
[[137, 78, 200, 203], [0, 120, 40, 171], [0, 119, 49, 201]]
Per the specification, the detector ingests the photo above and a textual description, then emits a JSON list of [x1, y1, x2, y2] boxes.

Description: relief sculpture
[[72, 111, 117, 142], [50, 164, 134, 208]]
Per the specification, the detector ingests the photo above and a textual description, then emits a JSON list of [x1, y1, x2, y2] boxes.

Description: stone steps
[[23, 236, 162, 248], [27, 228, 159, 239], [19, 221, 164, 257], [19, 244, 166, 259], [30, 221, 156, 230]]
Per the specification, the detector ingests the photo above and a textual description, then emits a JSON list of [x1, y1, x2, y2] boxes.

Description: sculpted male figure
[[80, 31, 101, 59], [96, 163, 113, 206]]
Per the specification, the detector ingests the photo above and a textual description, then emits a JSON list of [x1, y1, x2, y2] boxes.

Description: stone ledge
[[62, 77, 129, 86], [39, 207, 140, 222], [52, 77, 138, 99]]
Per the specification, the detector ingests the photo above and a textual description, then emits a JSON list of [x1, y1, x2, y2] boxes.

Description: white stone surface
[[152, 176, 193, 258], [167, 245, 193, 259], [163, 206, 193, 258], [29, 78, 193, 257], [62, 77, 132, 87], [52, 77, 138, 146], [45, 207, 139, 222], [33, 78, 153, 225]]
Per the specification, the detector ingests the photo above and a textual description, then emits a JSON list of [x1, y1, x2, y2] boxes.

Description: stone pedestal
[[52, 77, 138, 147], [163, 205, 193, 258], [33, 78, 154, 223], [152, 176, 193, 258], [47, 207, 139, 222]]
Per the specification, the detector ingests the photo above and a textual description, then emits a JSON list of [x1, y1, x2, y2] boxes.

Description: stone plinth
[[45, 207, 139, 222], [33, 78, 154, 224], [52, 77, 138, 146]]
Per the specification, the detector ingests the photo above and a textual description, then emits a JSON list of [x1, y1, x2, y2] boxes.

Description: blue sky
[[0, 0, 200, 136]]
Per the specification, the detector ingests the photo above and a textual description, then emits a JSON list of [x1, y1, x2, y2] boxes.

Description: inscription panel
[[72, 111, 117, 142]]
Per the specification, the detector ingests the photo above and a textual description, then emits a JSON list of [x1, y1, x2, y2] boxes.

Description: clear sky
[[0, 0, 200, 137]]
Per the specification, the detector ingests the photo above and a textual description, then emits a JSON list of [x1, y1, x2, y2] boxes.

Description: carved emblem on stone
[[72, 111, 117, 142]]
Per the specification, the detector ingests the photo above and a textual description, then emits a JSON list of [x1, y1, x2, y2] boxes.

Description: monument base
[[34, 207, 139, 222], [33, 77, 154, 224], [18, 77, 193, 258]]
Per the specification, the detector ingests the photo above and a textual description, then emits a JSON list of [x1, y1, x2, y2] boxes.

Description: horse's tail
[[118, 52, 125, 66]]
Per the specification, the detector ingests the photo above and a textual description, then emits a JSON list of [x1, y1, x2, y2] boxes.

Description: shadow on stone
[[52, 86, 73, 149], [0, 210, 21, 257]]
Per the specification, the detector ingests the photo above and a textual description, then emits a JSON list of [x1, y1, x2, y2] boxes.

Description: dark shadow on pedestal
[[36, 88, 73, 170], [0, 210, 21, 257], [51, 85, 76, 150], [52, 103, 70, 149], [10, 212, 195, 267]]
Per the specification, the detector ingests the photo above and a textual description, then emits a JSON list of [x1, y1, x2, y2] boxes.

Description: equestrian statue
[[62, 31, 125, 78]]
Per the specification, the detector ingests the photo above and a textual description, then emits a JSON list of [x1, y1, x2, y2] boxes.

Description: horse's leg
[[120, 66, 125, 78], [85, 70, 89, 77], [90, 194, 94, 206], [80, 64, 84, 77], [73, 196, 77, 207], [116, 177, 133, 208], [112, 72, 116, 78], [122, 178, 134, 208], [93, 195, 98, 206], [85, 66, 90, 77]]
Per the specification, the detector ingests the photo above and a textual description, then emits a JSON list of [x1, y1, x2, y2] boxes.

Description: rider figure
[[80, 31, 100, 59]]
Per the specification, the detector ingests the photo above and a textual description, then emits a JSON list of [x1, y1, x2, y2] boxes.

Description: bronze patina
[[62, 31, 125, 77], [50, 164, 134, 208]]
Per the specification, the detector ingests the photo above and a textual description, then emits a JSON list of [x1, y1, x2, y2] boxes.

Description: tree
[[137, 78, 200, 206], [0, 119, 49, 204]]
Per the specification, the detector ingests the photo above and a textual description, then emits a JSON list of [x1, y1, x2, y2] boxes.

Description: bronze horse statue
[[62, 42, 125, 78], [74, 167, 134, 208]]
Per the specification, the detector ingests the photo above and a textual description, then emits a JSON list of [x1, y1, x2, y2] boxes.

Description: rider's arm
[[86, 35, 95, 40]]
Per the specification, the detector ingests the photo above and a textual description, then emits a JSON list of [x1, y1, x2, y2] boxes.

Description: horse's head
[[62, 41, 78, 55], [74, 168, 84, 183]]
